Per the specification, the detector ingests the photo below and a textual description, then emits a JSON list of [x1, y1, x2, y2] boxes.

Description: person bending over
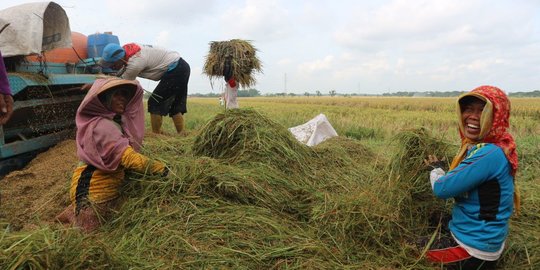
[[100, 43, 190, 136]]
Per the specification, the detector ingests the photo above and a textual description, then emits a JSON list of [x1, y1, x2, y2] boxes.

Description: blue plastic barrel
[[87, 33, 120, 58]]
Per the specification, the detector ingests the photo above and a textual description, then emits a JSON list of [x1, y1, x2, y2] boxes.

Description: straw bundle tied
[[203, 39, 262, 88]]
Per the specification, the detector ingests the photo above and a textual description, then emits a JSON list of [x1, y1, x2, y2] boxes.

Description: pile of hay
[[192, 108, 311, 171], [203, 39, 262, 88], [2, 110, 534, 269], [389, 128, 456, 229], [189, 109, 317, 219]]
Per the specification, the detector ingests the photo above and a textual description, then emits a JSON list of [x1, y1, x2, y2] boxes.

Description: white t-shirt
[[453, 233, 505, 261], [224, 83, 238, 109], [121, 44, 180, 81]]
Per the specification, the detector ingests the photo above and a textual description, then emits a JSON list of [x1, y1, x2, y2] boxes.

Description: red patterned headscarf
[[122, 43, 141, 60], [450, 85, 519, 213]]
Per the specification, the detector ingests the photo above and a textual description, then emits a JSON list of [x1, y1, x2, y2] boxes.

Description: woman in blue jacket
[[424, 85, 518, 270]]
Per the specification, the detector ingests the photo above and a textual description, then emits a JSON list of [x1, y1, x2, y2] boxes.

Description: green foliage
[[329, 90, 336, 97], [344, 126, 379, 140], [509, 90, 540, 97], [382, 91, 467, 97], [388, 128, 456, 229], [237, 88, 261, 97]]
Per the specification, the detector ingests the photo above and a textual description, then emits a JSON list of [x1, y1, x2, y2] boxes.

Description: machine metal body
[[0, 2, 118, 175], [0, 60, 102, 174]]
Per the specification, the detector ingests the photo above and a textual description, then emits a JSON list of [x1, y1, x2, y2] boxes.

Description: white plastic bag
[[0, 2, 72, 57], [288, 114, 338, 146]]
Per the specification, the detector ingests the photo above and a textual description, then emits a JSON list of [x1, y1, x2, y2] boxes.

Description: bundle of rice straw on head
[[203, 39, 263, 88]]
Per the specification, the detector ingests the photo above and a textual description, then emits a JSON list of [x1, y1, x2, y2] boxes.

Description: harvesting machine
[[0, 2, 117, 174]]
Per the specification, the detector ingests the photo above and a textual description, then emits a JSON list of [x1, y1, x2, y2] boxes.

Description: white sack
[[288, 114, 338, 146], [224, 83, 239, 109], [0, 1, 72, 57]]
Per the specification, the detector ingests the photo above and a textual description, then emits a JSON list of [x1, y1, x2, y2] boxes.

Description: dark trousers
[[148, 57, 190, 116]]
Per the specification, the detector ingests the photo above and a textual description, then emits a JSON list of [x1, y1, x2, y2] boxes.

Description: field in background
[[182, 96, 540, 151], [175, 97, 539, 216], [182, 95, 540, 178], [180, 96, 539, 201]]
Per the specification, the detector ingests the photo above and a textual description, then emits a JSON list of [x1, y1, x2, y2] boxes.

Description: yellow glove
[[121, 146, 167, 176]]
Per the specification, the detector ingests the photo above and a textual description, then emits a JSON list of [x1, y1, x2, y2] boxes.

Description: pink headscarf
[[76, 78, 145, 172]]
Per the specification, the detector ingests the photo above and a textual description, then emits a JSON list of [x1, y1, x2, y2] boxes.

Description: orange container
[[27, 31, 88, 63]]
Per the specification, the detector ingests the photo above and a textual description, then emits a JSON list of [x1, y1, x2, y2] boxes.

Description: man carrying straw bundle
[[203, 39, 262, 109], [222, 54, 239, 109], [422, 85, 518, 269]]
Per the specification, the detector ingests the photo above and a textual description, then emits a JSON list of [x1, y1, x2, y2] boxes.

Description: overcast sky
[[2, 0, 539, 94]]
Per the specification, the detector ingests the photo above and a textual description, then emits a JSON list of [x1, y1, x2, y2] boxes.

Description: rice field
[[184, 96, 540, 150], [1, 96, 538, 269]]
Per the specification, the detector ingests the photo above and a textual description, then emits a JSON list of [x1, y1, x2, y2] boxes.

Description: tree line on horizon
[[182, 89, 540, 98]]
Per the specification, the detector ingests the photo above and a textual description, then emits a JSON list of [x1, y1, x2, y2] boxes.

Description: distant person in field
[[57, 78, 168, 233], [99, 42, 190, 136], [0, 50, 13, 125], [422, 85, 518, 269], [222, 55, 239, 109]]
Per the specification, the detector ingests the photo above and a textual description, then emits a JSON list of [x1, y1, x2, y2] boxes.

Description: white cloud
[[220, 0, 292, 41], [154, 31, 171, 48], [277, 58, 292, 66], [297, 55, 334, 73], [105, 0, 217, 23]]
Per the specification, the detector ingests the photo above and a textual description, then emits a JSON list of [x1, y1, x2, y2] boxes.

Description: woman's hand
[[424, 154, 447, 170], [0, 94, 13, 125]]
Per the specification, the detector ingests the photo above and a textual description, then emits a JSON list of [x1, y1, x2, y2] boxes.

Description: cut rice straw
[[203, 39, 262, 88]]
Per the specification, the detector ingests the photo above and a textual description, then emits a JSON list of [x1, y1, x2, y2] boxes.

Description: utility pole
[[284, 73, 287, 95]]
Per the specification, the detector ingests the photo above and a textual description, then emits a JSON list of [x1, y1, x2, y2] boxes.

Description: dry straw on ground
[[0, 140, 76, 230], [0, 109, 537, 269]]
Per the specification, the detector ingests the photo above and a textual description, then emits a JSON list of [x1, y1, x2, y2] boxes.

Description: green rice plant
[[344, 126, 379, 140]]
